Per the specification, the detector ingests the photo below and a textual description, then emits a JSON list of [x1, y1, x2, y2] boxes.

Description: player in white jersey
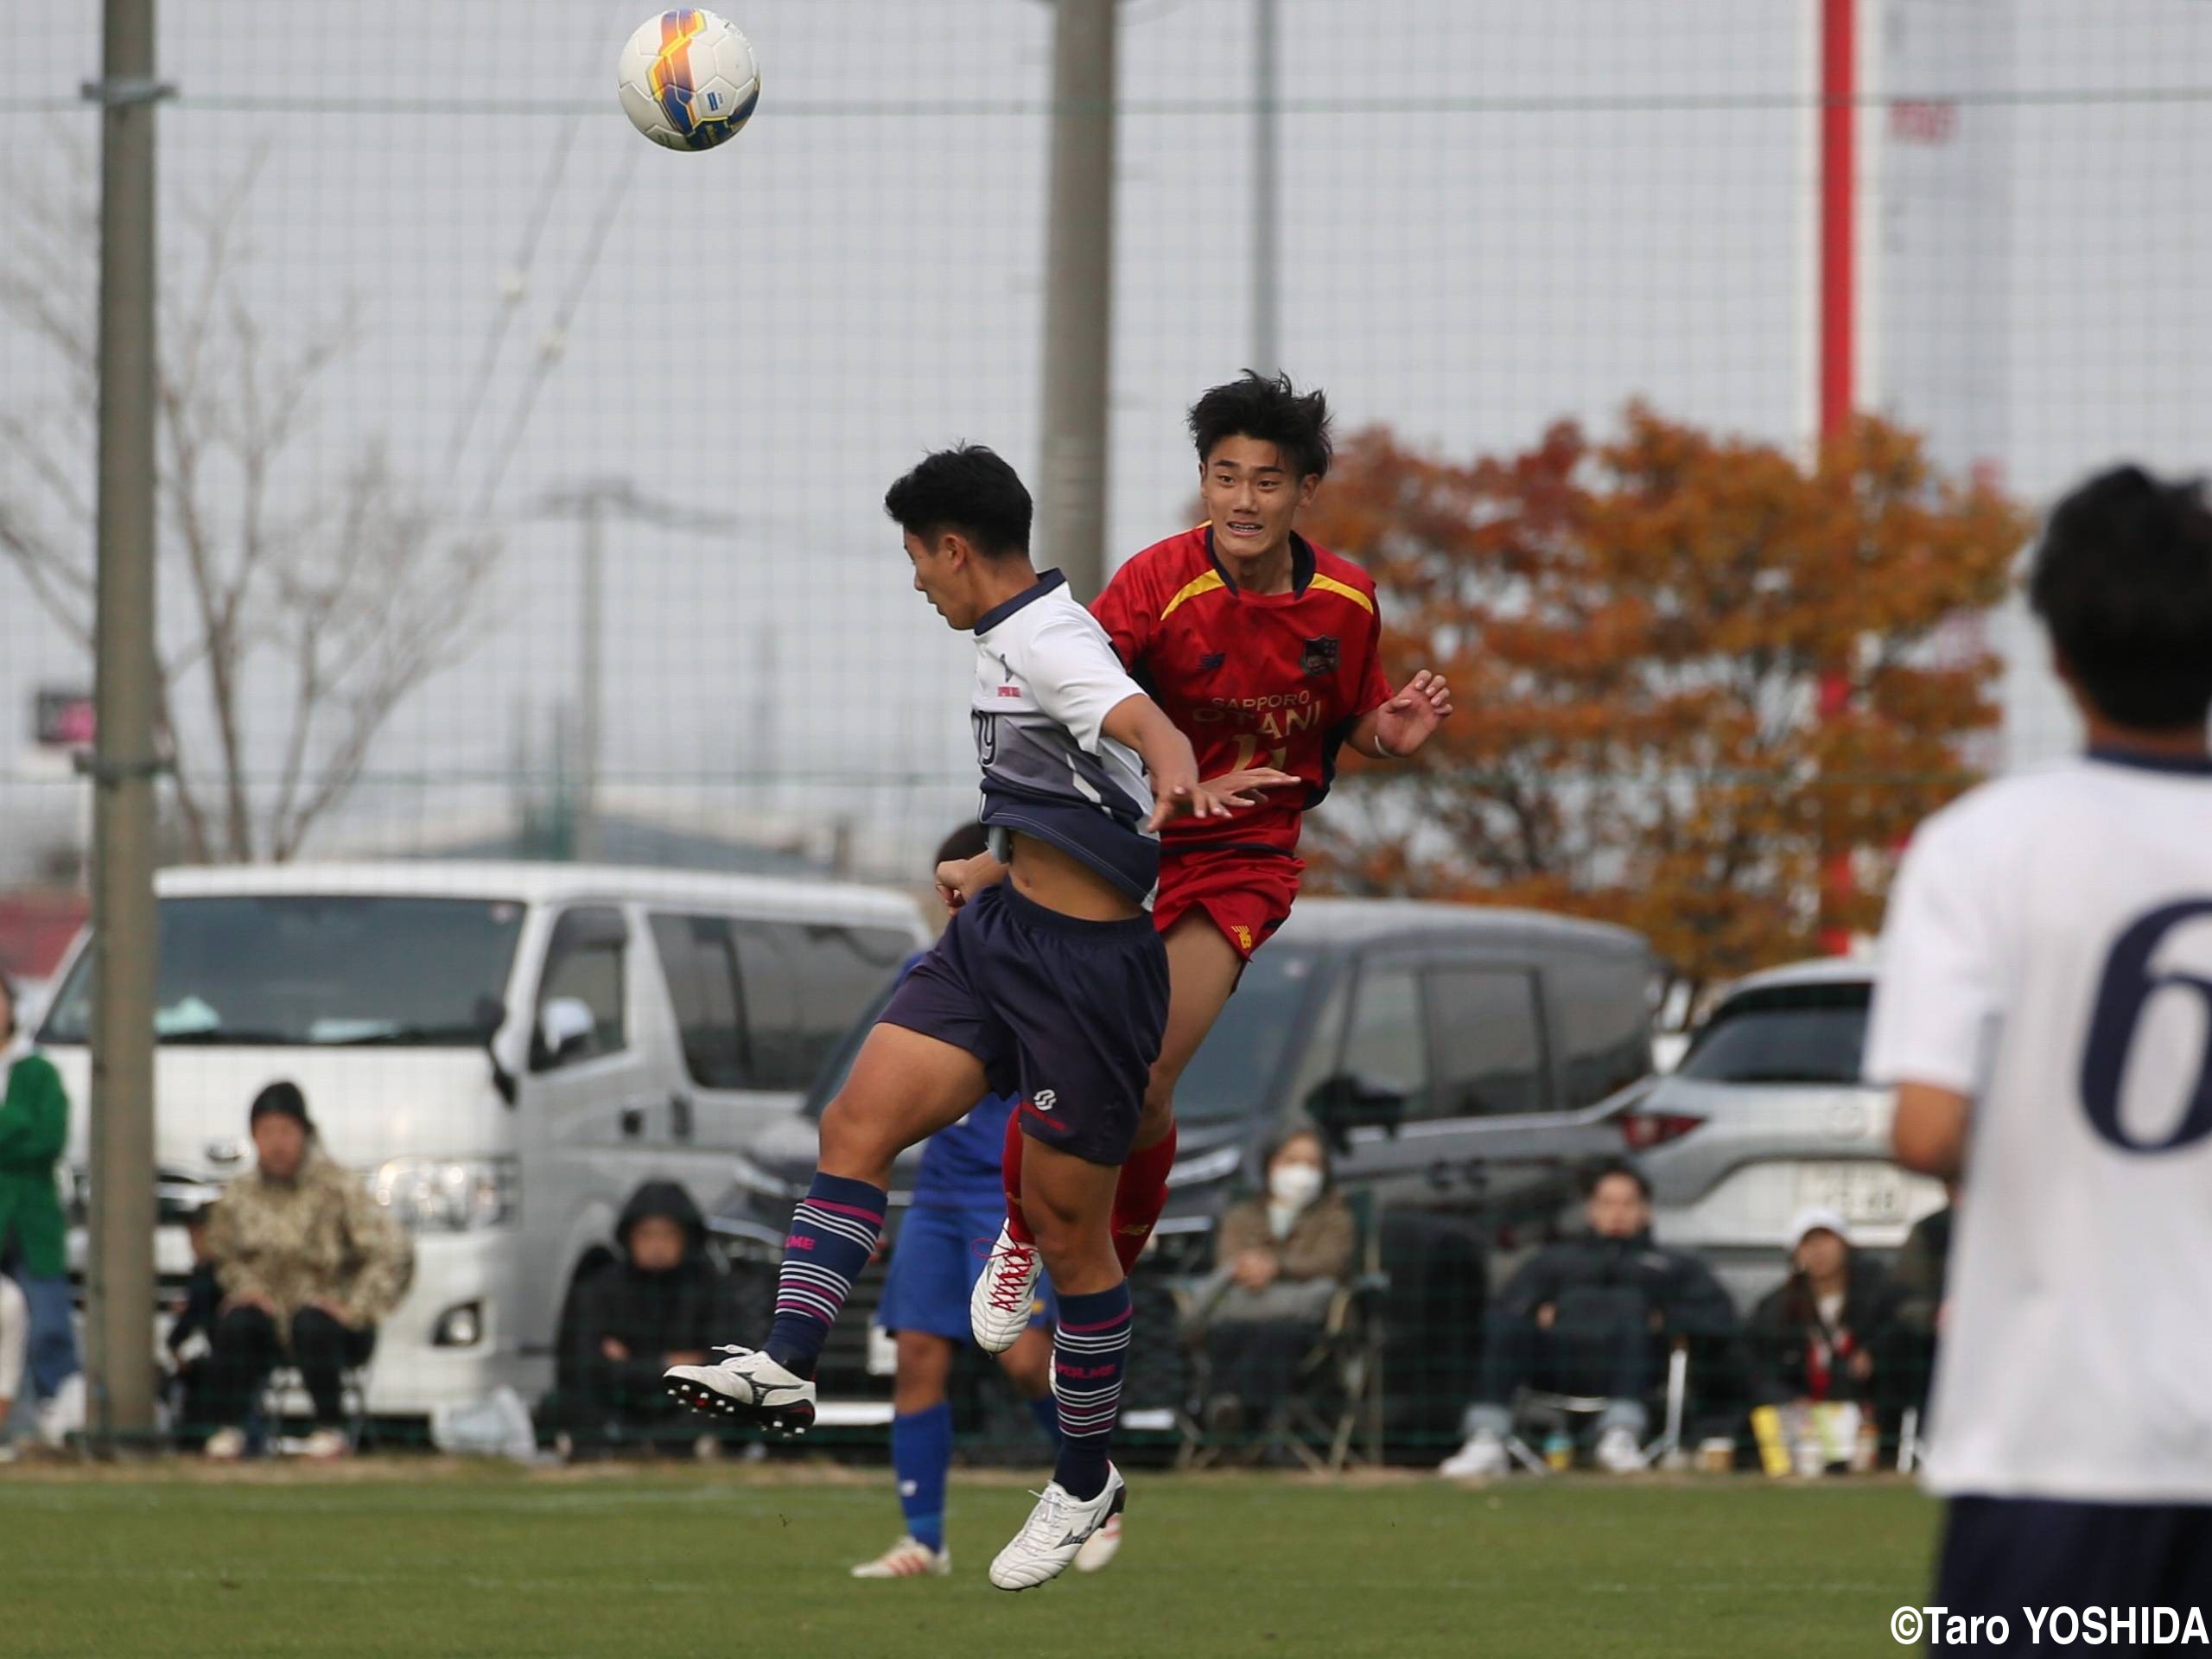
[[1866, 464, 2212, 1619]]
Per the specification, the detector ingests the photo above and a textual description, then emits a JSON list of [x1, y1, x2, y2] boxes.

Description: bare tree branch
[[0, 152, 500, 863]]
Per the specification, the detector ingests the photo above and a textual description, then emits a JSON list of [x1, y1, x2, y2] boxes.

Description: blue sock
[[892, 1403, 952, 1552], [764, 1174, 887, 1380], [1028, 1393, 1062, 1446], [1051, 1282, 1131, 1503]]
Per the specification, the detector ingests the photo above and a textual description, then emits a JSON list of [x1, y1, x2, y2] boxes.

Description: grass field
[[0, 1461, 1939, 1658]]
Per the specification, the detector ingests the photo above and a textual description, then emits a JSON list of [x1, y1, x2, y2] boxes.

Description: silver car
[[1626, 957, 1948, 1312]]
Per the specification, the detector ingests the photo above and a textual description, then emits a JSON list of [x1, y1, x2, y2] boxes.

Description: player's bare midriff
[[1003, 830, 1145, 923]]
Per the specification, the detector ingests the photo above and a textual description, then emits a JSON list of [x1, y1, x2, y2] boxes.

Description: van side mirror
[[535, 998, 597, 1071], [1307, 1071, 1408, 1149]]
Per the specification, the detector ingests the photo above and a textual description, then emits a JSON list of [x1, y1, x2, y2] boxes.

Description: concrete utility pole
[[1252, 0, 1281, 380], [84, 0, 166, 1451], [1036, 0, 1117, 601], [534, 481, 722, 863]]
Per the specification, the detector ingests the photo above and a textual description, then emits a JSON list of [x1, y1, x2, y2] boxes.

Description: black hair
[[0, 968, 15, 1040], [934, 822, 989, 867], [882, 444, 1032, 559], [1188, 370, 1334, 482], [1583, 1160, 1651, 1202], [2030, 465, 2212, 730]]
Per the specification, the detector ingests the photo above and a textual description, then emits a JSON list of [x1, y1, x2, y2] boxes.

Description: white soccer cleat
[[664, 1345, 817, 1435], [1595, 1425, 1649, 1474], [969, 1224, 1042, 1355], [1072, 1510, 1122, 1573], [1437, 1429, 1509, 1478], [850, 1535, 951, 1580], [300, 1427, 350, 1461], [988, 1465, 1125, 1592]]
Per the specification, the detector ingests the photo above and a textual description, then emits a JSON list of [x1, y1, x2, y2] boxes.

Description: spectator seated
[[546, 1180, 731, 1457]]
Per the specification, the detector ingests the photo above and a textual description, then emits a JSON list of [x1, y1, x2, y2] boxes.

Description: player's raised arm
[[1350, 668, 1454, 759], [1099, 694, 1214, 827]]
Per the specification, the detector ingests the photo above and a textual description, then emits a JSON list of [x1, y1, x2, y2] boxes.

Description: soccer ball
[[617, 10, 761, 152]]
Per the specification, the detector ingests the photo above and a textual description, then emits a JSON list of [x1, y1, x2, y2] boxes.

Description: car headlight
[[371, 1156, 518, 1232], [729, 1152, 803, 1203]]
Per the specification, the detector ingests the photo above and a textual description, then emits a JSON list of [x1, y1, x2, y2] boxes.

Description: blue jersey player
[[849, 823, 1119, 1580], [669, 445, 1260, 1591]]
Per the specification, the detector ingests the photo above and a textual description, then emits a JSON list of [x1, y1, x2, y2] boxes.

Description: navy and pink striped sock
[[763, 1173, 887, 1380], [1050, 1281, 1132, 1502]]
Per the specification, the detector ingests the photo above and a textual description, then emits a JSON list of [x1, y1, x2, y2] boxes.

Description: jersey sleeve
[[1351, 599, 1392, 719], [1014, 610, 1148, 755], [1863, 814, 2004, 1096], [1089, 556, 1156, 671]]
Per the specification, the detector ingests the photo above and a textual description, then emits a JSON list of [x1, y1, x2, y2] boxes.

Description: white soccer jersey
[[969, 570, 1158, 904], [1865, 751, 2212, 1503]]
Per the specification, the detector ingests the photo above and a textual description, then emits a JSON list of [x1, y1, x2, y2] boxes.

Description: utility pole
[[1252, 0, 1281, 379], [534, 481, 722, 865], [577, 493, 602, 863], [84, 0, 166, 1452], [1036, 0, 1117, 601]]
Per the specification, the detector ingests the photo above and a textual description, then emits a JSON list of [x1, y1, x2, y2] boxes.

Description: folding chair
[[254, 1363, 371, 1455], [1503, 1340, 1688, 1474], [1177, 1190, 1391, 1473]]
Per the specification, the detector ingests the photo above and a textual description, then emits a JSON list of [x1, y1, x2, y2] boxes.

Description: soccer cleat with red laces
[[969, 1222, 1043, 1355]]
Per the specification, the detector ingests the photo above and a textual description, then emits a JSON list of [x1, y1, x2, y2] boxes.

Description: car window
[[734, 921, 912, 1091], [537, 907, 627, 1065], [1424, 966, 1547, 1118], [649, 912, 752, 1089], [1341, 963, 1429, 1111], [1550, 952, 1656, 1108], [1679, 980, 1871, 1085]]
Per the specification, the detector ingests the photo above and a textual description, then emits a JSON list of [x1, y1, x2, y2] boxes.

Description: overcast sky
[[3, 1, 2209, 881]]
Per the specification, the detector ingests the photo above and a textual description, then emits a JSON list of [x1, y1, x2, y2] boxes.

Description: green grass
[[0, 1463, 1940, 1658]]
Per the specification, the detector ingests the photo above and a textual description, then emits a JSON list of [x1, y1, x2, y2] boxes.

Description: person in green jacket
[[0, 970, 81, 1434]]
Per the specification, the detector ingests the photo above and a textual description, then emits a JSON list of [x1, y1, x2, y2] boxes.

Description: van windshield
[[40, 894, 526, 1048], [805, 946, 1319, 1125]]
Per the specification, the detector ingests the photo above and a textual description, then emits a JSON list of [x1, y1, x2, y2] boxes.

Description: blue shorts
[[1935, 1495, 2212, 1626], [880, 880, 1169, 1167], [875, 1201, 1054, 1341]]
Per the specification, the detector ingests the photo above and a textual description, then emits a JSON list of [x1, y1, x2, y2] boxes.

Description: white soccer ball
[[617, 10, 761, 152]]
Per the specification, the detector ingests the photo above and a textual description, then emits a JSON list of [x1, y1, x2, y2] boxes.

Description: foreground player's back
[[1871, 753, 2212, 1493]]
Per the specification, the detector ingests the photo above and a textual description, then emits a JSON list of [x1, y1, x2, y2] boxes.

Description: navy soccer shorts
[[1935, 1495, 2212, 1629], [879, 880, 1169, 1167]]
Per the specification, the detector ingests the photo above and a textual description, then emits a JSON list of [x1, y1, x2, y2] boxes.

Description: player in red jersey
[[957, 372, 1453, 1351]]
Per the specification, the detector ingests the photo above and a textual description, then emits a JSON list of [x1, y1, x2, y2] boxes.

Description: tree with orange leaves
[[1301, 404, 2031, 1002]]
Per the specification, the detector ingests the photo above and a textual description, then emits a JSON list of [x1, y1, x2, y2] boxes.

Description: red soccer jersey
[[1091, 525, 1393, 855]]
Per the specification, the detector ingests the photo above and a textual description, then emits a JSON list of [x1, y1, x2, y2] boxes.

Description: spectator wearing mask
[[200, 1082, 414, 1459], [1745, 1207, 1901, 1463], [0, 969, 82, 1444], [553, 1180, 729, 1455], [1193, 1128, 1353, 1452], [1439, 1161, 1738, 1478]]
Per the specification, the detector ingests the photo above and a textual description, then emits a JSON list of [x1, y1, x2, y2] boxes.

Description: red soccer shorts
[[1152, 847, 1305, 961]]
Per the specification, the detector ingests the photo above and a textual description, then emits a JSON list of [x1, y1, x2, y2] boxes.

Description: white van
[[34, 861, 928, 1418]]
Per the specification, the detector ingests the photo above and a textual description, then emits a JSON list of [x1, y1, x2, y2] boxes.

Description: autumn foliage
[[1302, 404, 2032, 1000]]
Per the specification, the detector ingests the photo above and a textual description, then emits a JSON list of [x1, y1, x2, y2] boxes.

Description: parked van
[[35, 861, 928, 1418]]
